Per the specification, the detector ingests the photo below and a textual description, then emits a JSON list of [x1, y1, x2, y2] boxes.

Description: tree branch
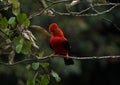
[[30, 25, 51, 36], [52, 3, 120, 16], [29, 0, 120, 18], [0, 56, 50, 66], [28, 0, 69, 19], [0, 55, 120, 66], [103, 18, 120, 31], [70, 55, 120, 60]]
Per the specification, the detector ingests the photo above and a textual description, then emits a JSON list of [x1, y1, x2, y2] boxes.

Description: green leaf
[[27, 77, 35, 85], [21, 40, 32, 55], [0, 17, 8, 28], [16, 44, 23, 53], [13, 37, 32, 54], [32, 62, 40, 70], [40, 63, 49, 68], [11, 0, 20, 15], [17, 13, 27, 24], [24, 18, 30, 26], [39, 74, 50, 85], [13, 36, 24, 53], [12, 8, 20, 16], [51, 70, 61, 82], [16, 13, 30, 26], [26, 64, 31, 70], [8, 17, 15, 24], [13, 36, 24, 45], [11, 21, 16, 28], [12, 0, 20, 8]]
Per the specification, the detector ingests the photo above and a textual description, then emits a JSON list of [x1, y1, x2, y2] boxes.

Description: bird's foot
[[49, 53, 55, 58], [65, 52, 69, 59]]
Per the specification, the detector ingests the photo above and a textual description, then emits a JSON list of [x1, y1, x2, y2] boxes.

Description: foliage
[[0, 0, 60, 84], [0, 0, 120, 85], [51, 70, 61, 82]]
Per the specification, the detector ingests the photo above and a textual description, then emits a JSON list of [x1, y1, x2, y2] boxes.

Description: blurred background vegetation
[[0, 0, 120, 85]]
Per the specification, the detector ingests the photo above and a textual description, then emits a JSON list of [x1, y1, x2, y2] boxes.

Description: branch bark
[[52, 3, 120, 16], [29, 1, 120, 18], [0, 55, 120, 66]]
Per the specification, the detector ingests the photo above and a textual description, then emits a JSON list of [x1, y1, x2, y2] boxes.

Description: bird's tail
[[64, 58, 74, 65]]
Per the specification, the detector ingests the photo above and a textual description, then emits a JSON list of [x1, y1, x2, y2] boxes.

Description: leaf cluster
[[0, 1, 61, 85]]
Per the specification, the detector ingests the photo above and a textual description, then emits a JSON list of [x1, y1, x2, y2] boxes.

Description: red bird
[[49, 23, 74, 65]]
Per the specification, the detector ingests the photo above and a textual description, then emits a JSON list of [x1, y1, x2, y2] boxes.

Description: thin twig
[[29, 1, 120, 18], [103, 18, 120, 31], [0, 59, 33, 66], [28, 0, 69, 19], [70, 55, 120, 60], [46, 0, 69, 3], [52, 3, 119, 16], [94, 3, 120, 6], [0, 56, 50, 66], [0, 55, 120, 66]]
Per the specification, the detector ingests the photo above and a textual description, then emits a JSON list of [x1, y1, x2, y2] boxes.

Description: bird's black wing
[[63, 40, 71, 51], [63, 40, 74, 65]]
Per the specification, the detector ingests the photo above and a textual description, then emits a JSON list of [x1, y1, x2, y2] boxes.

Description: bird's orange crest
[[49, 23, 58, 32], [49, 23, 64, 37]]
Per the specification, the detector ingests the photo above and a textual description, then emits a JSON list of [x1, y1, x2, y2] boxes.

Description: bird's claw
[[49, 53, 55, 58], [65, 52, 69, 59]]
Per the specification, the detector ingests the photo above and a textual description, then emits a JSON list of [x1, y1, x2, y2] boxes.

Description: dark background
[[0, 0, 120, 85]]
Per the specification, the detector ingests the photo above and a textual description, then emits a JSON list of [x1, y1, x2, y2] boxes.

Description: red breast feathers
[[49, 23, 68, 55]]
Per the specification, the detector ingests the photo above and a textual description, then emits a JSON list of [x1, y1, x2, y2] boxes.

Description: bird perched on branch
[[49, 23, 74, 65]]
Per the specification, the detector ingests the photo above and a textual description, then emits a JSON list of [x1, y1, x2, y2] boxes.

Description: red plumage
[[50, 37, 68, 55], [49, 23, 74, 65]]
